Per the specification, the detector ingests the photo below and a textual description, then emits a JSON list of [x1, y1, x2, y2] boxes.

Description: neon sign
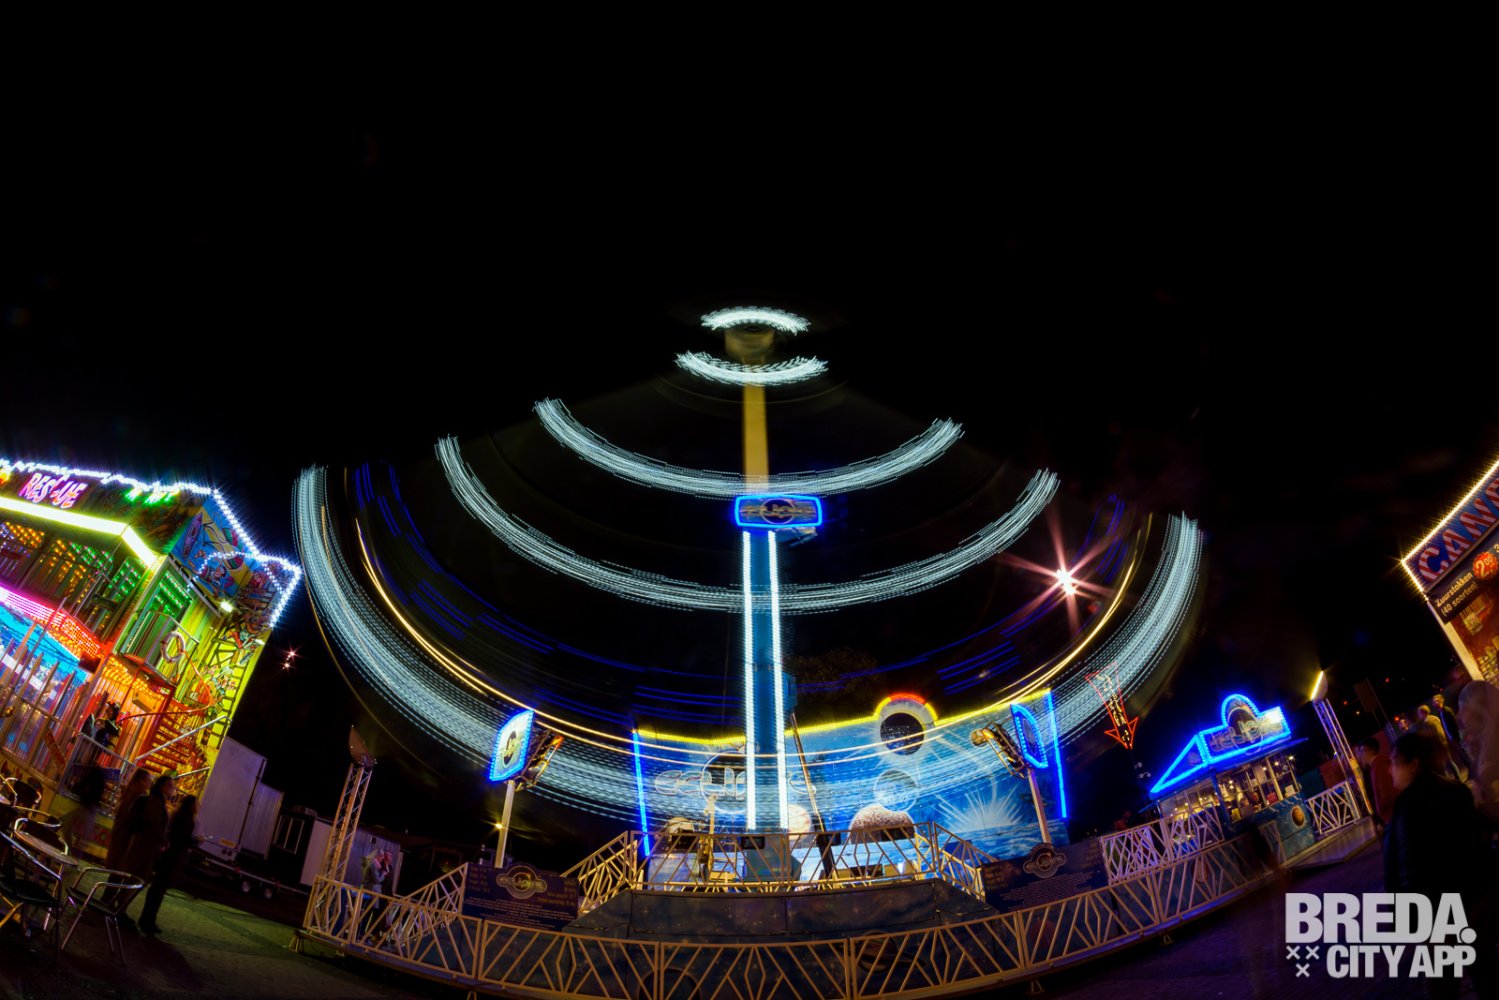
[[733, 494, 823, 530], [17, 472, 88, 509], [1086, 669, 1139, 750], [489, 709, 536, 783], [1149, 692, 1292, 796]]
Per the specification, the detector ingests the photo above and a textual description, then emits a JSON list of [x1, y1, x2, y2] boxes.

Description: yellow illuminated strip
[[1400, 453, 1499, 594], [1309, 670, 1324, 702], [0, 495, 163, 570], [742, 384, 769, 487]]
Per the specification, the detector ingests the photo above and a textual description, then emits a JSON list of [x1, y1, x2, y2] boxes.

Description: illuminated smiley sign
[[733, 494, 823, 530], [489, 709, 536, 783]]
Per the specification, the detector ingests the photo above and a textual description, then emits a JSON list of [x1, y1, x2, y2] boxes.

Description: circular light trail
[[439, 434, 1057, 613], [674, 352, 828, 386], [699, 307, 809, 333], [534, 400, 962, 498]]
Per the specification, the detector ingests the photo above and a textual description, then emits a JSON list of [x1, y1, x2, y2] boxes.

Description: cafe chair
[[13, 817, 67, 853], [1, 779, 40, 810], [62, 866, 145, 964], [0, 833, 67, 963]]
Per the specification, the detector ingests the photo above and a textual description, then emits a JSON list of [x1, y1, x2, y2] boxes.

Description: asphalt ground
[[0, 867, 466, 1000]]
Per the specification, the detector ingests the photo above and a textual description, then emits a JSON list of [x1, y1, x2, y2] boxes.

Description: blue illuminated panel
[[1149, 694, 1292, 796], [489, 709, 536, 782], [734, 494, 823, 530], [636, 691, 1068, 858]]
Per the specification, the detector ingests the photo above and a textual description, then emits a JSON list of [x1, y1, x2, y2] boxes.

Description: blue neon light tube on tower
[[1045, 689, 1068, 819], [631, 729, 652, 855]]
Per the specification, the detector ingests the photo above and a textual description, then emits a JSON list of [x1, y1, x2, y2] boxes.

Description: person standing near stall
[[138, 794, 198, 936], [105, 769, 153, 872], [117, 773, 175, 932]]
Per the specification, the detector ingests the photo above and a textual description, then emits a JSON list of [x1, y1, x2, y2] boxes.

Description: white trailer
[[196, 736, 284, 862]]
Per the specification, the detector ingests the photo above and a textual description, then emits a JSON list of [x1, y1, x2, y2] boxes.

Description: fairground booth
[[1148, 692, 1317, 857], [0, 458, 299, 857], [1402, 456, 1499, 686]]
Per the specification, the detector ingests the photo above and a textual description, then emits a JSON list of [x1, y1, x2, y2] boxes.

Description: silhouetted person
[[138, 794, 197, 935], [105, 769, 153, 871], [1354, 736, 1395, 826], [1433, 693, 1469, 775], [1384, 731, 1487, 999], [1459, 680, 1499, 825], [59, 766, 107, 854], [117, 773, 175, 931]]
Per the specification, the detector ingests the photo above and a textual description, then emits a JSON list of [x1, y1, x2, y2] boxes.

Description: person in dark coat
[[116, 773, 174, 930], [104, 768, 153, 872], [1355, 736, 1396, 826], [1383, 731, 1487, 999], [138, 794, 197, 936]]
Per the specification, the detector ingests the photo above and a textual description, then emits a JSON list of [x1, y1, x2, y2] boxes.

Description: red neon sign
[[1086, 668, 1139, 750]]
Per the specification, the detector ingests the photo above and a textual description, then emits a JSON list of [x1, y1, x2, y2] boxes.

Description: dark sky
[[2, 119, 1490, 859]]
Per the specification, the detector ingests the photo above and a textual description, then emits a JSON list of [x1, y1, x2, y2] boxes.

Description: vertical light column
[[741, 530, 757, 829], [631, 728, 653, 854], [1044, 689, 1069, 819], [768, 531, 789, 829]]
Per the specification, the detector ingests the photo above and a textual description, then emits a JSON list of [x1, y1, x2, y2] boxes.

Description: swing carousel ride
[[292, 308, 1204, 859]]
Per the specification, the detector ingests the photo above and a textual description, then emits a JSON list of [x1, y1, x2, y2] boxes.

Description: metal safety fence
[[302, 832, 1276, 999], [563, 822, 992, 914]]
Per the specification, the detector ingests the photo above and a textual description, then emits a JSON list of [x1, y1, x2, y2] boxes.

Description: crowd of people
[[1353, 678, 1499, 999], [105, 767, 200, 935]]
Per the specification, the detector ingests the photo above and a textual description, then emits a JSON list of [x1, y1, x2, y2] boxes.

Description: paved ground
[[3, 844, 1483, 998], [0, 875, 465, 1000]]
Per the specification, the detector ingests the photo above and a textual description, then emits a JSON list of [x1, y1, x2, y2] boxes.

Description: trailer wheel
[[240, 878, 254, 894], [262, 884, 276, 900]]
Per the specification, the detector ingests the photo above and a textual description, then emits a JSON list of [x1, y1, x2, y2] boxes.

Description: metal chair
[[2, 778, 40, 810], [13, 817, 67, 852], [0, 832, 67, 963], [61, 866, 145, 963]]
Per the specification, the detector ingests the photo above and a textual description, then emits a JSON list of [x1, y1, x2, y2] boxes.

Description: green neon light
[[0, 495, 163, 571]]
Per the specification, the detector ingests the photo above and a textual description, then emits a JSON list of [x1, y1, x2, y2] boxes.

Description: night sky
[[2, 121, 1489, 865]]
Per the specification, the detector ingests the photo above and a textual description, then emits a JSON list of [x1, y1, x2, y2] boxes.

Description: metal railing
[[1306, 780, 1363, 837], [303, 832, 1276, 999], [1098, 807, 1225, 883], [562, 822, 995, 914]]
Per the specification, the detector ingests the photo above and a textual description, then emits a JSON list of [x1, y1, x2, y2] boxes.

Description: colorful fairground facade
[[0, 458, 299, 856]]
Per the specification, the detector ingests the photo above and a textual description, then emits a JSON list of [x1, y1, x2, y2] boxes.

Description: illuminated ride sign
[[16, 472, 88, 510], [733, 494, 823, 530], [1149, 693, 1291, 796], [489, 709, 536, 783], [1403, 460, 1499, 590]]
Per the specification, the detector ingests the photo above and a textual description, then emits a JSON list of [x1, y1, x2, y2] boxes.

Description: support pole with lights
[[1309, 670, 1372, 816], [487, 708, 564, 867], [972, 715, 1052, 845]]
